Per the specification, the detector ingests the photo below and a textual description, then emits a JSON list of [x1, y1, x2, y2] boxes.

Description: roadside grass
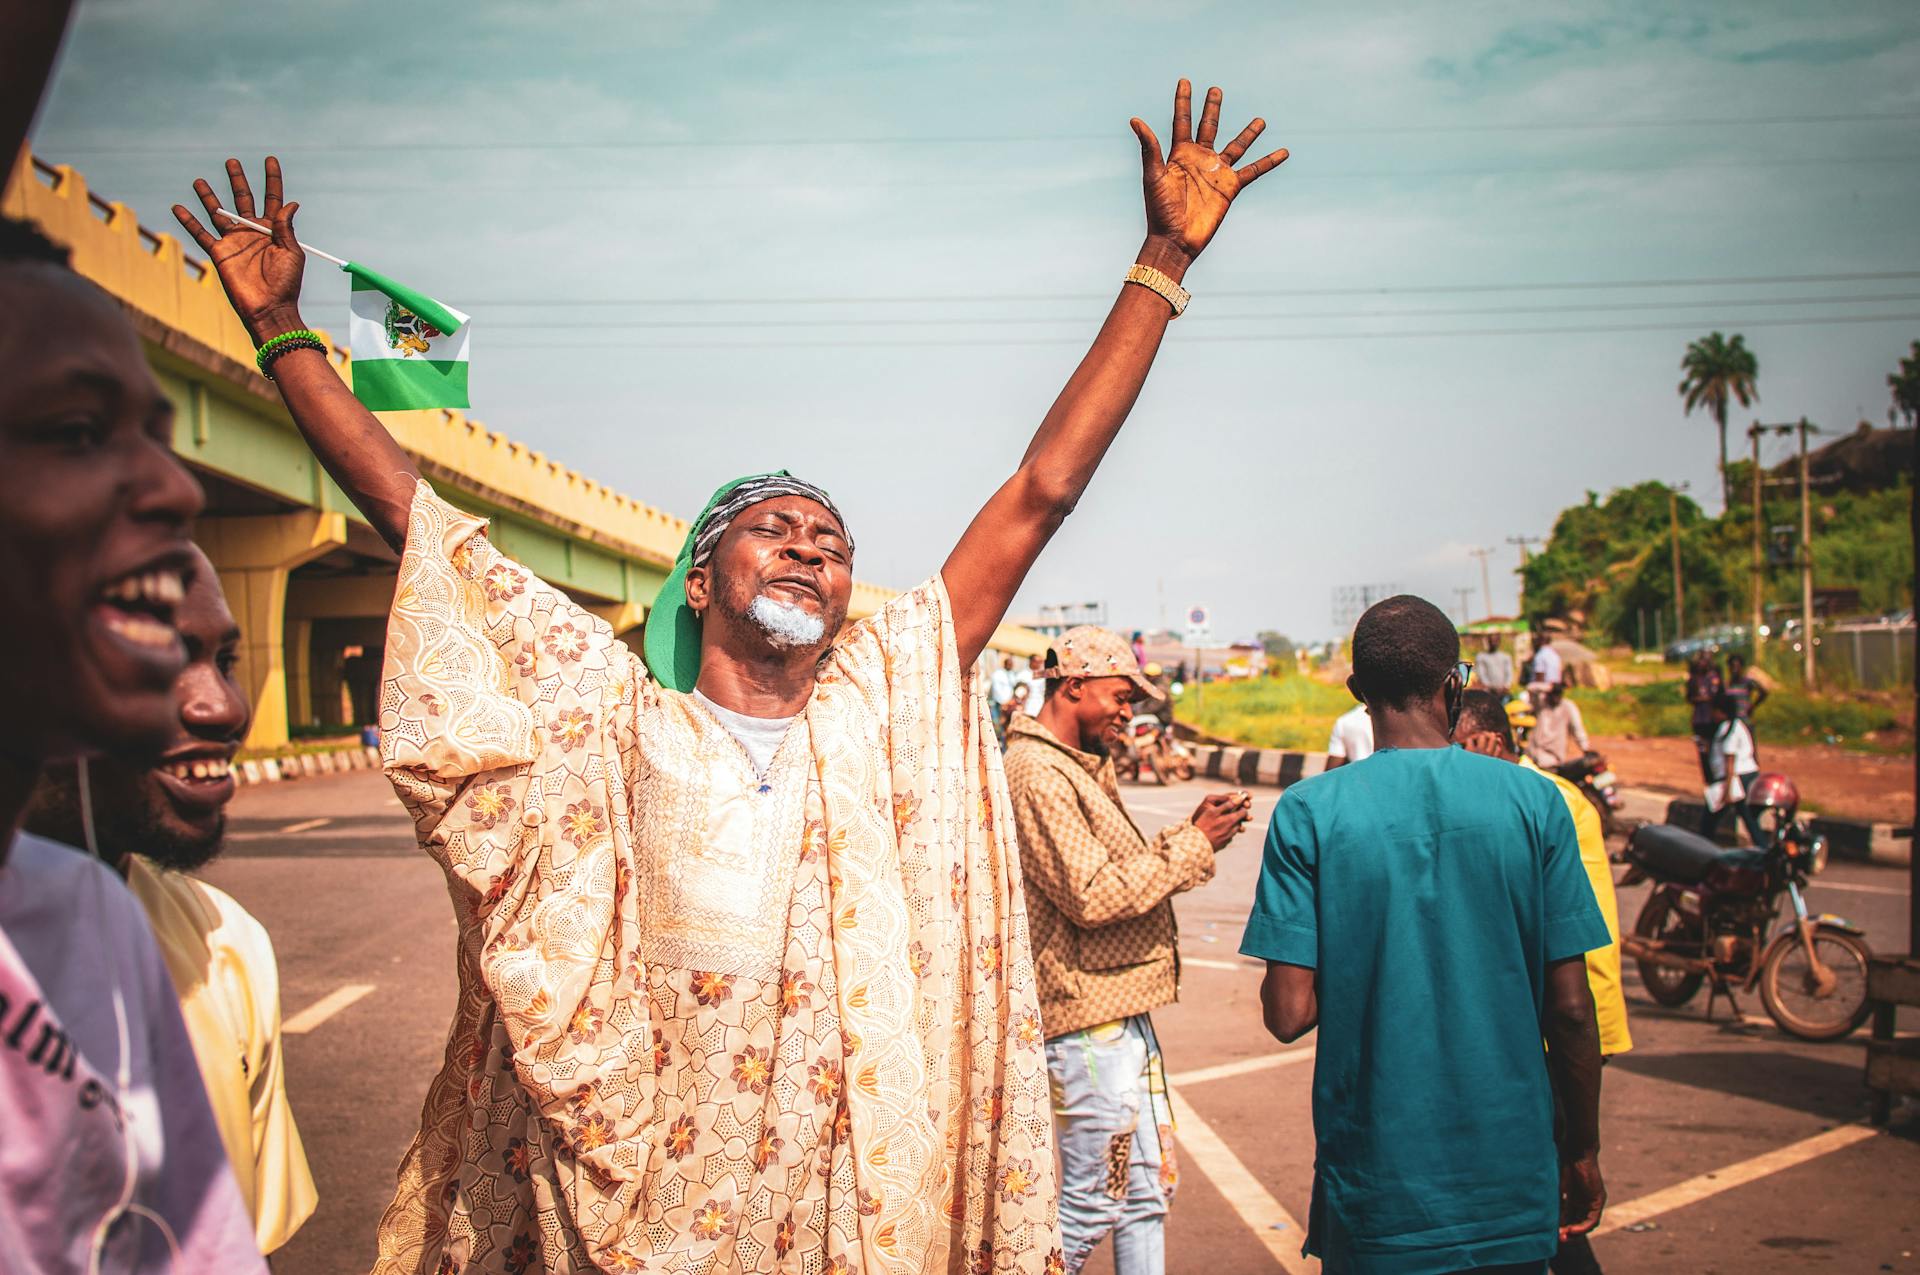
[[1174, 675, 1355, 751], [1176, 671, 1911, 755], [1571, 679, 1910, 753]]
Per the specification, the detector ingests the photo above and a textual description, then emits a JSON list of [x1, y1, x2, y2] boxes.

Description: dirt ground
[[1596, 733, 1915, 825]]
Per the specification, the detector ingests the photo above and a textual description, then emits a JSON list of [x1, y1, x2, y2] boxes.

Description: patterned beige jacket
[[1002, 716, 1214, 1039], [371, 482, 1060, 1275]]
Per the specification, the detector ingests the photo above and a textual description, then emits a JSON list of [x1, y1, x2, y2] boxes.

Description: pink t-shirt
[[0, 834, 265, 1272]]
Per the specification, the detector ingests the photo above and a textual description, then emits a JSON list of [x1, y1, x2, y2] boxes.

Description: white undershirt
[[693, 690, 796, 778]]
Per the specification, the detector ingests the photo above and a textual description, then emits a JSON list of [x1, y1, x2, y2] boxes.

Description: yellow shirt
[[1521, 759, 1633, 1055], [125, 856, 318, 1253]]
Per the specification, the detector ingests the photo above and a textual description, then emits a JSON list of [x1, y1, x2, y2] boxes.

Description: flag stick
[[210, 206, 349, 268]]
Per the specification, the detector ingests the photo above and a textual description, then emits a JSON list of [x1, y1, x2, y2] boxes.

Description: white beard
[[747, 594, 827, 648]]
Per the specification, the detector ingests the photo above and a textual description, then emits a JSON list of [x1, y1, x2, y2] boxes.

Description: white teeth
[[102, 611, 176, 649], [135, 571, 185, 606], [105, 568, 186, 608], [164, 759, 231, 782]]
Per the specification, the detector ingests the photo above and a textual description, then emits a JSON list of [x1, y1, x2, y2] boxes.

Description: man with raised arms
[[177, 79, 1288, 1274]]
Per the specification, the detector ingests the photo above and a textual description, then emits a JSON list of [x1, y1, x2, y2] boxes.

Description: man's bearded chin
[[27, 761, 225, 873], [747, 594, 828, 649]]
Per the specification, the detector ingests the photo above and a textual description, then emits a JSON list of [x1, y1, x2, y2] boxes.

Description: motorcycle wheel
[[1759, 927, 1873, 1041], [1633, 897, 1704, 1008], [1148, 752, 1169, 785], [1172, 758, 1195, 782], [1116, 756, 1138, 783]]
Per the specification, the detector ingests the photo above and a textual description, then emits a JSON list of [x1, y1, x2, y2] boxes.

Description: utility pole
[[1668, 481, 1691, 642], [1469, 546, 1496, 620], [1798, 418, 1820, 691], [1749, 422, 1765, 646], [1507, 535, 1543, 567], [1749, 420, 1799, 647], [1452, 586, 1476, 625]]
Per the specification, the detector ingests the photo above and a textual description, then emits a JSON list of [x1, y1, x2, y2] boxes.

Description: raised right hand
[[172, 157, 306, 342], [1191, 790, 1252, 851]]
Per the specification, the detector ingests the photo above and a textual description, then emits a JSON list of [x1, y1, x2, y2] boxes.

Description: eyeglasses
[[1455, 660, 1475, 688]]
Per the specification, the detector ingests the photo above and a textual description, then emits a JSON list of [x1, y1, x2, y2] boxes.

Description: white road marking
[[1172, 1047, 1316, 1087], [1168, 1089, 1320, 1272], [1593, 1123, 1880, 1237], [280, 817, 333, 835], [1184, 956, 1260, 972], [1810, 880, 1908, 896], [284, 983, 376, 1034]]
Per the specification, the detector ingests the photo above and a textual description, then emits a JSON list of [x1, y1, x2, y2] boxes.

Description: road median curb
[[1182, 744, 1910, 868], [235, 743, 383, 787]]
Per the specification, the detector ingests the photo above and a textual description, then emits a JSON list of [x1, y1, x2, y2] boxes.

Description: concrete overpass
[[6, 148, 1044, 750]]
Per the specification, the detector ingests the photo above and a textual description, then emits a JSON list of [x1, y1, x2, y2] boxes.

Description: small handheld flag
[[342, 262, 470, 412], [211, 208, 472, 413]]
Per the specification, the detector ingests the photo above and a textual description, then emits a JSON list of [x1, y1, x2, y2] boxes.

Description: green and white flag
[[344, 262, 470, 412]]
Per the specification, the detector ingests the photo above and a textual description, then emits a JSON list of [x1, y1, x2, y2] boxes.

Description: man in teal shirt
[[1243, 596, 1609, 1274]]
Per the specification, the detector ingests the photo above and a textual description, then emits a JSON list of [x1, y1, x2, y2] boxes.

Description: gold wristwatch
[[1124, 263, 1190, 317]]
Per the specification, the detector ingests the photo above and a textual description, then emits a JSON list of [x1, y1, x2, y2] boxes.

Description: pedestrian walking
[[992, 654, 1022, 741], [1527, 681, 1590, 771], [1325, 702, 1374, 769], [1243, 594, 1610, 1274], [1685, 651, 1724, 782], [1723, 651, 1768, 723], [1022, 653, 1049, 718], [1003, 626, 1250, 1274], [1476, 631, 1515, 698], [1701, 692, 1766, 844], [1454, 689, 1632, 1275], [1526, 625, 1564, 707]]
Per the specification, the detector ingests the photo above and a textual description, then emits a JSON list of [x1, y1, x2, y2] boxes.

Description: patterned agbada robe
[[370, 482, 1060, 1275]]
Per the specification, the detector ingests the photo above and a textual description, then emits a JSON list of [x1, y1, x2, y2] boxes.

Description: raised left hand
[[1131, 79, 1289, 265]]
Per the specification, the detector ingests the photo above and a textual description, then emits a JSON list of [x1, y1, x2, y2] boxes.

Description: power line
[[78, 148, 1920, 200], [42, 109, 1920, 154], [478, 310, 1920, 350], [481, 291, 1920, 331], [457, 270, 1920, 309]]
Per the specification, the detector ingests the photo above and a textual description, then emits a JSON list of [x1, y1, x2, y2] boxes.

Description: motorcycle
[[1615, 772, 1872, 1041], [1114, 715, 1194, 785], [1552, 750, 1626, 837], [1506, 699, 1625, 836]]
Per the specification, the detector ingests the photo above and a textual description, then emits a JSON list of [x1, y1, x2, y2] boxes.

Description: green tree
[[1256, 630, 1295, 664], [1679, 331, 1759, 510], [1891, 339, 1920, 429]]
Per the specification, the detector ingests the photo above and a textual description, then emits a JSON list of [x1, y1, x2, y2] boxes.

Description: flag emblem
[[383, 301, 443, 357]]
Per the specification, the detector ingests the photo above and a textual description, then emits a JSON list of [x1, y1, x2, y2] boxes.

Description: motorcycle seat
[[1629, 823, 1765, 884]]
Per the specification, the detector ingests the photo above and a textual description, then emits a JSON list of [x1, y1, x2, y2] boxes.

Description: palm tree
[[1891, 339, 1920, 429], [1678, 331, 1759, 509]]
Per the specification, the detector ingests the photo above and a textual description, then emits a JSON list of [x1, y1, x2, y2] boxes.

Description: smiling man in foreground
[[179, 78, 1289, 1273], [27, 546, 318, 1255]]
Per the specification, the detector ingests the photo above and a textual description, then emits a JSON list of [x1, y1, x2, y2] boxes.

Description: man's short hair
[[1456, 689, 1516, 753], [0, 216, 71, 267], [1352, 594, 1460, 709]]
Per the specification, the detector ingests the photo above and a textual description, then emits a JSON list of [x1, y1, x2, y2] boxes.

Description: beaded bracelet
[[255, 329, 326, 379]]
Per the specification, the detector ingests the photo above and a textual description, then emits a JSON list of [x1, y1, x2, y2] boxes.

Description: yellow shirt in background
[[1521, 759, 1633, 1055], [125, 856, 317, 1254]]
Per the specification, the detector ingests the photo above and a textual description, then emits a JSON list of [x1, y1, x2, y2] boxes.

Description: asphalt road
[[204, 768, 1920, 1275]]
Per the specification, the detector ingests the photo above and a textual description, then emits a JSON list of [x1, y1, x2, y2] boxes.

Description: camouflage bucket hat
[[1043, 626, 1159, 698]]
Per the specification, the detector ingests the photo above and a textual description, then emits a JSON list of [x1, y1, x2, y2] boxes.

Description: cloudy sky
[[30, 0, 1920, 641]]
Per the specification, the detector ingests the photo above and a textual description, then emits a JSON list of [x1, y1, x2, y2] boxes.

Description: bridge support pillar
[[196, 511, 349, 752]]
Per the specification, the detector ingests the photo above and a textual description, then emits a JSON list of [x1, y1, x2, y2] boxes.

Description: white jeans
[[1045, 1015, 1177, 1275]]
